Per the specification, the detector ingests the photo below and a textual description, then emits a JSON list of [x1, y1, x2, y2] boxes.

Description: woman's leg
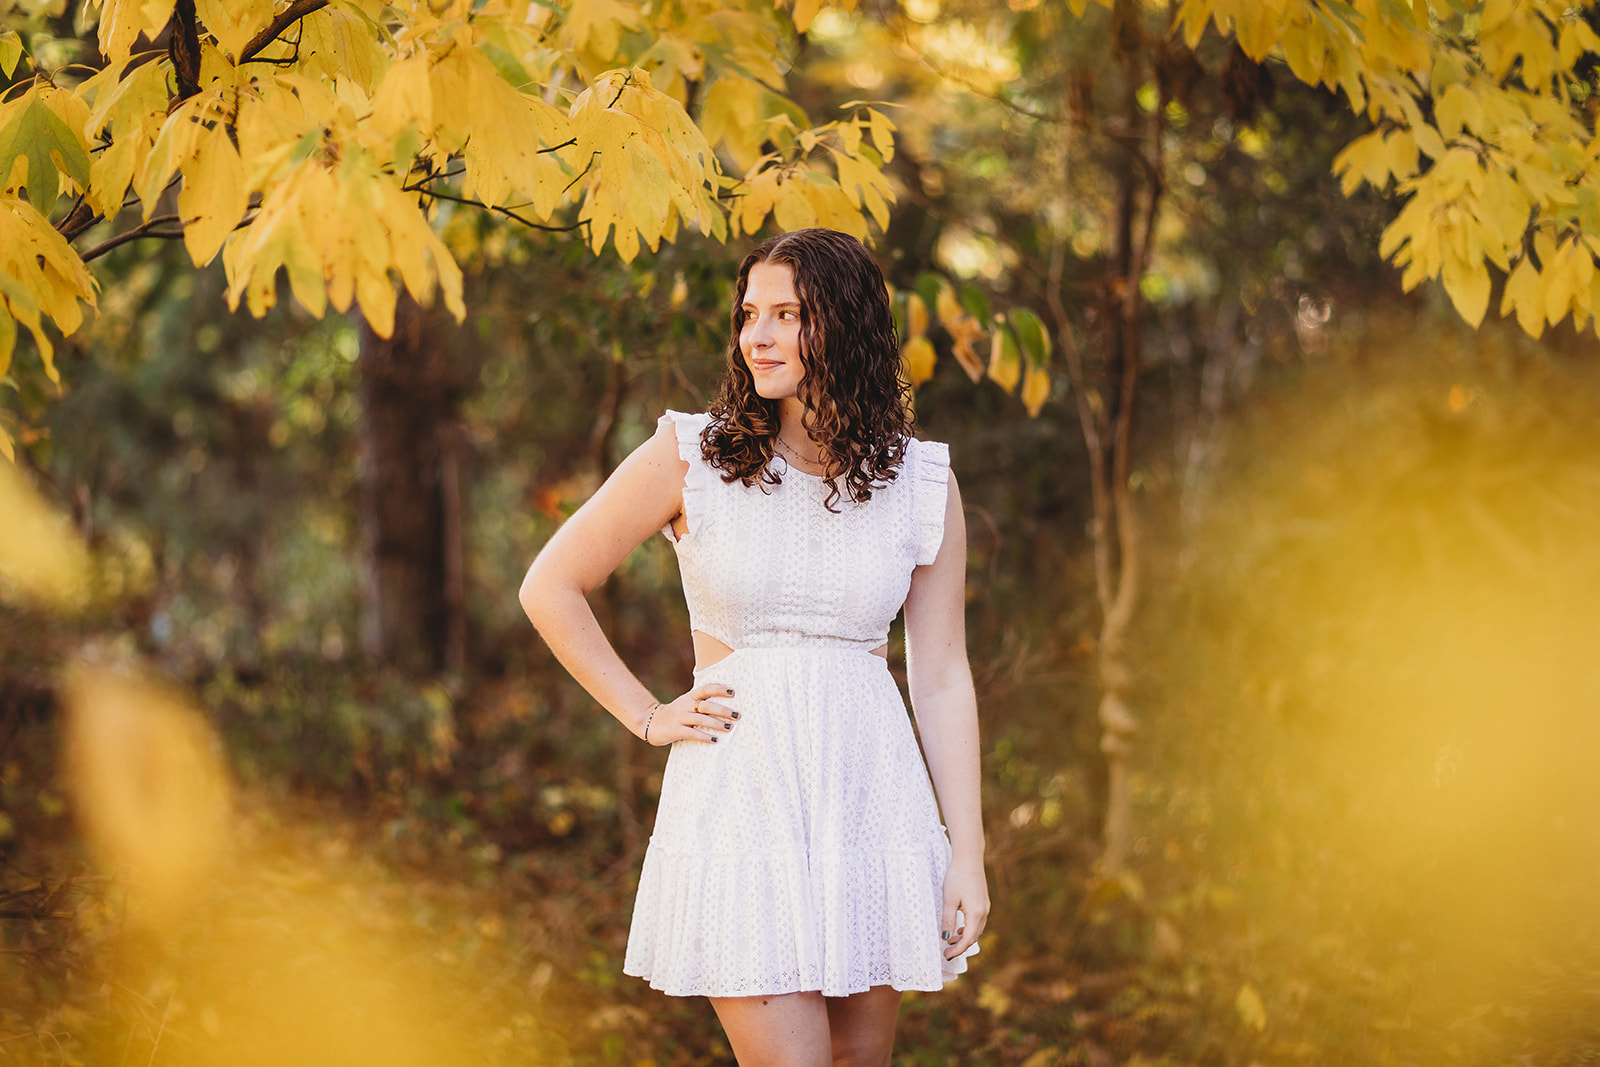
[[824, 986, 902, 1067], [709, 991, 832, 1067], [709, 986, 901, 1067]]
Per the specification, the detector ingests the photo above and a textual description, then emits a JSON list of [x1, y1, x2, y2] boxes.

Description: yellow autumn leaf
[[368, 55, 434, 143], [1440, 249, 1489, 328], [195, 0, 273, 59], [772, 177, 818, 231], [902, 335, 935, 387], [948, 326, 986, 383], [95, 0, 178, 62], [223, 154, 462, 334], [136, 91, 221, 217], [1499, 255, 1544, 338], [865, 107, 895, 164], [701, 76, 766, 172], [1279, 17, 1328, 86], [1560, 19, 1600, 69], [830, 145, 893, 231], [1385, 128, 1418, 182], [1332, 129, 1387, 195], [1434, 83, 1481, 139], [0, 196, 98, 378], [800, 174, 866, 239], [298, 6, 391, 91], [737, 167, 782, 236], [988, 323, 1020, 393], [1020, 363, 1050, 416], [1541, 239, 1585, 327], [559, 0, 643, 70], [178, 132, 249, 265], [906, 290, 927, 339], [789, 0, 826, 33]]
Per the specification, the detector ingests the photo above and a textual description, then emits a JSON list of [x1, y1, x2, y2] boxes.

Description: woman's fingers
[[648, 682, 740, 745], [941, 872, 990, 958], [944, 904, 987, 957], [691, 682, 739, 721]]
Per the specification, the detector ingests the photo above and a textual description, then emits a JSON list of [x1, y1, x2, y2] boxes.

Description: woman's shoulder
[[658, 409, 712, 430], [903, 434, 950, 473], [654, 410, 711, 460]]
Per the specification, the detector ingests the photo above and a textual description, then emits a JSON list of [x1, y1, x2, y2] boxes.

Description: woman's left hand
[[940, 855, 990, 959]]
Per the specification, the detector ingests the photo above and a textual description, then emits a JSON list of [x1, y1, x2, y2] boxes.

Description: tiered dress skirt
[[623, 645, 973, 997]]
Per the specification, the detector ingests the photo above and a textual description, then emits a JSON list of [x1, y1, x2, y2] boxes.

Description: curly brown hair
[[701, 228, 914, 510]]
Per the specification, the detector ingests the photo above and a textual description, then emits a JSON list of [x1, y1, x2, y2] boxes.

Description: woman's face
[[739, 260, 806, 403]]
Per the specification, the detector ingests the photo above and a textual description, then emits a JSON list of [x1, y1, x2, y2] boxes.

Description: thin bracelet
[[643, 701, 661, 744]]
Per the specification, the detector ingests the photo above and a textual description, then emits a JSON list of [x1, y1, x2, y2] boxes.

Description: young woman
[[520, 228, 987, 1066]]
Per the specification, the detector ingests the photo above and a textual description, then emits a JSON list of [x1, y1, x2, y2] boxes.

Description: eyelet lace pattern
[[624, 411, 976, 998]]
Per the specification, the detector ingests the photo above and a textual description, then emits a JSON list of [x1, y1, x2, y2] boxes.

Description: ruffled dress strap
[[657, 410, 715, 542], [910, 437, 951, 566]]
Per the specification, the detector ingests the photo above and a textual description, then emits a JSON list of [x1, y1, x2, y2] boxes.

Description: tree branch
[[78, 215, 185, 261], [239, 0, 329, 63], [169, 0, 203, 102], [417, 189, 584, 233]]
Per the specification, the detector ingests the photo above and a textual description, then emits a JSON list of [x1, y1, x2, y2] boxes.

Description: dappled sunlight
[[53, 667, 524, 1067], [1141, 310, 1600, 1052]]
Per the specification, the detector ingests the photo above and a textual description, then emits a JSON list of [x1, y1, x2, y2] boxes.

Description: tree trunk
[[1050, 9, 1164, 873], [357, 293, 471, 677]]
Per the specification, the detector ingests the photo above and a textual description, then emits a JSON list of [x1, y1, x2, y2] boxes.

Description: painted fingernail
[[941, 931, 950, 941], [726, 687, 735, 695], [712, 736, 719, 743], [731, 711, 741, 720], [724, 722, 732, 731]]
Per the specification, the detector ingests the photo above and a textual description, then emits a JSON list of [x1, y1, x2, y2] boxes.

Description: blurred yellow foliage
[[64, 668, 231, 927], [0, 461, 90, 605]]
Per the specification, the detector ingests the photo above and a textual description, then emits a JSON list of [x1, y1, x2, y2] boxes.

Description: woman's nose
[[748, 314, 773, 346]]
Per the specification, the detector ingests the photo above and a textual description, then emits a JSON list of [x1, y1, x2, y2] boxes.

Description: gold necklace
[[774, 434, 823, 472]]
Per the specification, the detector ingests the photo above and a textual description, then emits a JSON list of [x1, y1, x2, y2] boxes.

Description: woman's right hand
[[642, 682, 739, 746]]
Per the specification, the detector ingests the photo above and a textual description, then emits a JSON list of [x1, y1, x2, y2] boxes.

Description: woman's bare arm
[[519, 419, 736, 744], [903, 470, 990, 958]]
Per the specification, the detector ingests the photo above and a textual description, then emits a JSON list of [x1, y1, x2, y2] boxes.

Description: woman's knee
[[710, 992, 832, 1067], [825, 986, 900, 1067]]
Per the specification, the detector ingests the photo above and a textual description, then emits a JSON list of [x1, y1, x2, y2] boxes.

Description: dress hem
[[623, 970, 964, 999]]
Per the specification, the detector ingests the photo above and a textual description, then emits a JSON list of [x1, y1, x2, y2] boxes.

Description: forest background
[[3, 0, 1600, 1065]]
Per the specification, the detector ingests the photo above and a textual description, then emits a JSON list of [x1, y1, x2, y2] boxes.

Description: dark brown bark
[[357, 293, 472, 677], [168, 0, 202, 102], [1049, 6, 1165, 873]]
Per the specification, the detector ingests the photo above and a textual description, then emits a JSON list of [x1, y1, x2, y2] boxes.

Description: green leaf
[[1009, 307, 1052, 368], [0, 94, 92, 213], [913, 272, 945, 317], [0, 31, 23, 80], [959, 284, 991, 324]]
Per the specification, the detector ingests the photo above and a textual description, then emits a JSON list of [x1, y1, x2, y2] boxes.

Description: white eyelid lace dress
[[623, 410, 979, 998]]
